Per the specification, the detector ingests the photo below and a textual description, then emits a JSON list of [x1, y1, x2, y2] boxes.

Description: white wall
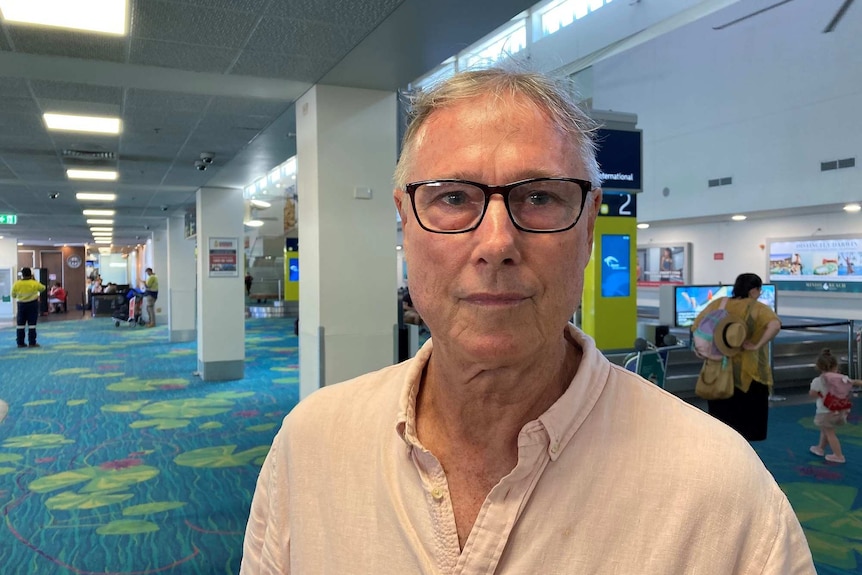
[[588, 0, 861, 220]]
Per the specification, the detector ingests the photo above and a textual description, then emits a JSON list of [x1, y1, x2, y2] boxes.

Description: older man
[[241, 68, 814, 574]]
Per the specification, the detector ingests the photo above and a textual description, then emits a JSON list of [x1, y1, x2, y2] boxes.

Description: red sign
[[714, 252, 724, 260]]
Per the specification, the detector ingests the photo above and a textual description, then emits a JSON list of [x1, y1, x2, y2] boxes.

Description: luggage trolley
[[623, 334, 684, 388], [114, 289, 145, 327]]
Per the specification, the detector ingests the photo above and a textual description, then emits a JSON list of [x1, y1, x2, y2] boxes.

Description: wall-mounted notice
[[769, 236, 862, 293], [208, 237, 238, 277]]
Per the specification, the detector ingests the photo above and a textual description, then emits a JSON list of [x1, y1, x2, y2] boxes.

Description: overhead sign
[[0, 214, 17, 225], [596, 128, 642, 192], [599, 192, 637, 218]]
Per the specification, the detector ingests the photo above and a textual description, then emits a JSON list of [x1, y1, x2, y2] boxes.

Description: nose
[[472, 195, 521, 265]]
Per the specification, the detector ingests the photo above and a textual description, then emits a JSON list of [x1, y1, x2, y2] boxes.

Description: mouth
[[462, 293, 530, 306]]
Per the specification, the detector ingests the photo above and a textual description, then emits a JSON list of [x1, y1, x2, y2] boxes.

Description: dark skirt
[[707, 380, 770, 441]]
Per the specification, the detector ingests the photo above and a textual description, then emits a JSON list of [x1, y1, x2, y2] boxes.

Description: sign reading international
[[595, 128, 642, 192], [208, 237, 238, 277]]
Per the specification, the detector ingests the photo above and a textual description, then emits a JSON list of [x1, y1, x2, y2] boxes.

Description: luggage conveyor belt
[[606, 316, 858, 400]]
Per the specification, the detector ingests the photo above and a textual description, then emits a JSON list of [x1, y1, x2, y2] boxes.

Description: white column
[[296, 85, 398, 399], [167, 214, 196, 342], [0, 237, 17, 320], [149, 227, 168, 326], [195, 186, 245, 381]]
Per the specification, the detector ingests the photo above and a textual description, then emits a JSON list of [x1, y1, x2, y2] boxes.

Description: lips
[[462, 292, 529, 305]]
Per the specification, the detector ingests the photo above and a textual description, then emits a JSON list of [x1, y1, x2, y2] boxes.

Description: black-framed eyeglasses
[[404, 177, 593, 234]]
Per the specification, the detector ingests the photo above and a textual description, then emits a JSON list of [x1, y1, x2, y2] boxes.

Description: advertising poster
[[636, 244, 690, 287], [601, 234, 631, 298], [208, 237, 238, 277], [769, 236, 862, 293]]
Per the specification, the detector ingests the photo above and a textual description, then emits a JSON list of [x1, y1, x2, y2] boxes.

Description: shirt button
[[550, 443, 559, 454], [431, 487, 444, 500]]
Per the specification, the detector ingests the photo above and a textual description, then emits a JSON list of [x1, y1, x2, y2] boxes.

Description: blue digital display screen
[[674, 284, 776, 327], [601, 234, 631, 298], [289, 258, 299, 282]]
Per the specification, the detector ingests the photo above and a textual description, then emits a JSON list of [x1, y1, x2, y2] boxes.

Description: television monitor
[[288, 258, 299, 282], [674, 284, 776, 328], [601, 234, 631, 298]]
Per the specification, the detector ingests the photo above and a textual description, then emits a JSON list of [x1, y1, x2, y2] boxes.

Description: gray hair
[[394, 67, 601, 189]]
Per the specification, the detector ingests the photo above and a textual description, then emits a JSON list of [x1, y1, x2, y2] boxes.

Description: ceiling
[[0, 0, 535, 247]]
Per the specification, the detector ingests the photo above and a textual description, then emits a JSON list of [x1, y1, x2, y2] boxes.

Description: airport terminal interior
[[1, 0, 862, 573]]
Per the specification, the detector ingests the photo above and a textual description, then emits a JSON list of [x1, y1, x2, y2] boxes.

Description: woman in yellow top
[[11, 267, 46, 348], [692, 273, 781, 441]]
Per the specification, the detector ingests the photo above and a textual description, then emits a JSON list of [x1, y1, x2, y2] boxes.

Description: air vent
[[62, 149, 116, 161], [822, 157, 855, 171], [719, 177, 732, 186], [708, 177, 732, 188], [708, 179, 720, 188]]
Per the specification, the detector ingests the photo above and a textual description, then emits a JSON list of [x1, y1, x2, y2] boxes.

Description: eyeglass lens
[[412, 179, 585, 232]]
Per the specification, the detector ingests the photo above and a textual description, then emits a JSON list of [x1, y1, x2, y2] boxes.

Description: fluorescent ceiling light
[[250, 199, 272, 208], [0, 0, 128, 35], [94, 239, 112, 244], [89, 227, 113, 232], [86, 219, 114, 225], [76, 192, 116, 201], [636, 223, 650, 229], [731, 214, 747, 221], [843, 203, 861, 213], [67, 169, 118, 181], [44, 113, 121, 134], [82, 209, 115, 216], [92, 232, 113, 237], [244, 220, 264, 228]]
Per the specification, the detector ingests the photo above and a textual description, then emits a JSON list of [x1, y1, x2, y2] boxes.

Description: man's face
[[394, 94, 600, 365]]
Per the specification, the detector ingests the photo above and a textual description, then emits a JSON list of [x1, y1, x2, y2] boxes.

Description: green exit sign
[[0, 214, 17, 225]]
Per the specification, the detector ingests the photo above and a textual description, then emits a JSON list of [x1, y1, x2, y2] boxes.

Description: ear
[[394, 188, 407, 221], [584, 188, 603, 248]]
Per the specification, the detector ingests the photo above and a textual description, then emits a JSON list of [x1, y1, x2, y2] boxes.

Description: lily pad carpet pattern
[[1, 318, 861, 573], [0, 318, 299, 574]]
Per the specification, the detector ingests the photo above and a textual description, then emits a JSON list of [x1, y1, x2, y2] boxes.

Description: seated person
[[90, 277, 104, 294], [48, 282, 67, 313], [103, 282, 118, 294]]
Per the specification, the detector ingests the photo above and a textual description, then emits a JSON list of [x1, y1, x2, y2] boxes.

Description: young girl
[[809, 348, 861, 463]]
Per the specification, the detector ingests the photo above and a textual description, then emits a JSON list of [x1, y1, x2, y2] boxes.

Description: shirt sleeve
[[241, 427, 291, 575]]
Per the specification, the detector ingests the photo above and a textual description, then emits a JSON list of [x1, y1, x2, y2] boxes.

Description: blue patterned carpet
[[1, 317, 860, 573], [0, 317, 299, 574]]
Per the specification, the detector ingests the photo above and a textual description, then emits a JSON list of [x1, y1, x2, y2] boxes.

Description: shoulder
[[281, 360, 413, 441]]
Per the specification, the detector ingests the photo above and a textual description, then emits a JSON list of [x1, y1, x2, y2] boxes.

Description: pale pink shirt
[[241, 326, 814, 574]]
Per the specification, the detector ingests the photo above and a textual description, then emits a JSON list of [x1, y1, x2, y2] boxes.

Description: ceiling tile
[[245, 17, 355, 58], [0, 77, 30, 98], [7, 28, 126, 62], [30, 80, 123, 106], [129, 38, 239, 74], [206, 96, 291, 119], [265, 0, 403, 29], [230, 50, 336, 82], [125, 88, 211, 112], [132, 1, 259, 48], [0, 162, 19, 180]]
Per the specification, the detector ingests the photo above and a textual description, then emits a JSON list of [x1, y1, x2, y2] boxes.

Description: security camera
[[49, 192, 60, 199], [200, 152, 215, 164], [194, 160, 207, 171], [144, 225, 151, 230], [160, 205, 168, 212]]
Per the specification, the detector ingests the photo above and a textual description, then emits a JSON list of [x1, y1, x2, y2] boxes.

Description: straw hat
[[713, 315, 748, 357]]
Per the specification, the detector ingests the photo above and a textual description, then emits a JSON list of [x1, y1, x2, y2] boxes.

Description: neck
[[417, 333, 580, 448]]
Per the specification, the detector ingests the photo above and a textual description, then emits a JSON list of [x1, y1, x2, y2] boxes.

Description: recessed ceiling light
[[76, 192, 116, 201], [843, 203, 861, 213], [86, 219, 114, 225], [731, 214, 747, 221], [92, 232, 113, 237], [0, 0, 128, 35], [636, 223, 650, 229], [67, 169, 118, 181], [90, 227, 113, 232], [244, 220, 264, 228], [44, 113, 121, 135], [250, 199, 272, 208], [94, 239, 112, 244], [82, 209, 115, 216]]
